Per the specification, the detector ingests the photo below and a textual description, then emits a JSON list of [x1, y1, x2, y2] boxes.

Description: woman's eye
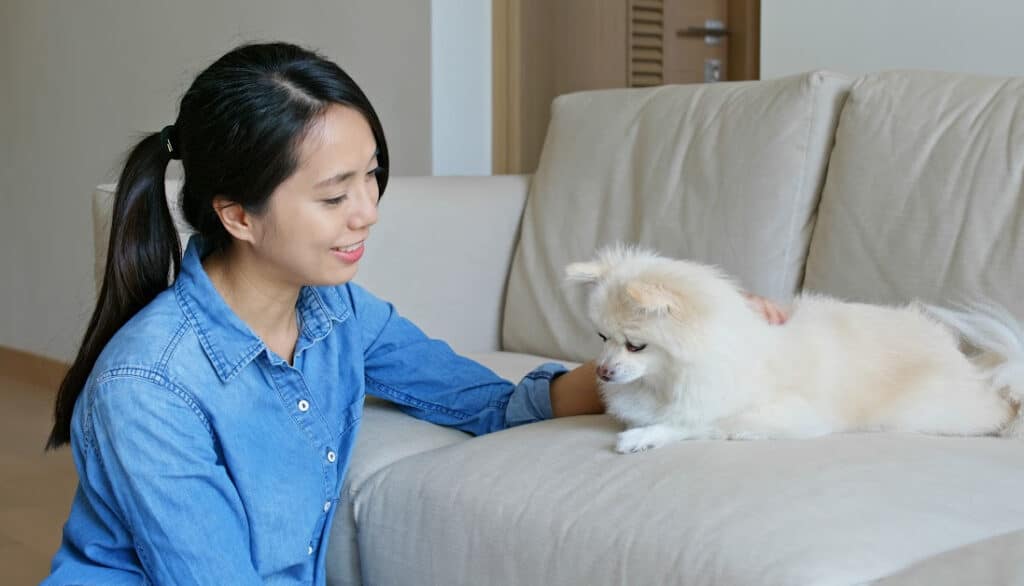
[[323, 195, 347, 205], [626, 342, 647, 353], [598, 332, 607, 342], [366, 166, 382, 180]]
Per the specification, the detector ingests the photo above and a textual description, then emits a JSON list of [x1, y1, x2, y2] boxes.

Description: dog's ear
[[625, 282, 677, 315], [565, 261, 606, 284]]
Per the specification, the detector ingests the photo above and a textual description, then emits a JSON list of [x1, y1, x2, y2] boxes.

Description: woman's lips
[[331, 241, 365, 263]]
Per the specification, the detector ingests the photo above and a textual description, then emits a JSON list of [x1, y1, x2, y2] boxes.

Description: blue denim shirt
[[44, 235, 566, 585]]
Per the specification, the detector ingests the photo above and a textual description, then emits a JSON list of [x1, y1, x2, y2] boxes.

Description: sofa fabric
[[352, 413, 1024, 586], [804, 71, 1024, 321], [503, 71, 852, 363], [871, 528, 1024, 586]]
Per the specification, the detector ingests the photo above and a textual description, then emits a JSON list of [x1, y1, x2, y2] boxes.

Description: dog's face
[[577, 274, 674, 385], [569, 244, 745, 387], [591, 318, 664, 385], [567, 246, 736, 386]]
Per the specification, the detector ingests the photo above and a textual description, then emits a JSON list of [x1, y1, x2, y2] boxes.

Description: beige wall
[[0, 0, 432, 362], [762, 0, 1024, 78]]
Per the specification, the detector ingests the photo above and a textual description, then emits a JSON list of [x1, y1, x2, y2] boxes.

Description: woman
[[44, 42, 785, 584]]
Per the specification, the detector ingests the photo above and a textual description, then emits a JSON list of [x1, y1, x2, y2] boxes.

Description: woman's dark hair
[[46, 42, 389, 449]]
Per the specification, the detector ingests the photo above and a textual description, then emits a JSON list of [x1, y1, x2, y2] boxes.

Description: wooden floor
[[0, 370, 79, 584]]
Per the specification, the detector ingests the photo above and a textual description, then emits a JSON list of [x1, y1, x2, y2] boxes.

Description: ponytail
[[46, 132, 181, 450]]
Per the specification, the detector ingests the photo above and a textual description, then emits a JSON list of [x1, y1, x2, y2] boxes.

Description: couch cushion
[[872, 528, 1024, 585], [352, 422, 1024, 586], [503, 71, 852, 362], [804, 71, 1024, 318], [326, 351, 575, 586]]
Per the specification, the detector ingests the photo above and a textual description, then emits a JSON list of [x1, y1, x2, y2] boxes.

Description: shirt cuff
[[503, 362, 568, 428]]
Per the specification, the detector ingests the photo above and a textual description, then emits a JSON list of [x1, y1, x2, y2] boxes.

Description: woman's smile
[[331, 240, 365, 263]]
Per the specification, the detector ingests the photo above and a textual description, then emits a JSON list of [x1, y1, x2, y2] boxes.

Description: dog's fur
[[566, 246, 1024, 454]]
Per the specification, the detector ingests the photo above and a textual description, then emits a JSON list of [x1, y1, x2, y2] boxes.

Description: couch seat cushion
[[352, 420, 1024, 585]]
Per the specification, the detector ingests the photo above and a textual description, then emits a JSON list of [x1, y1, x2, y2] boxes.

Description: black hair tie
[[159, 125, 181, 160]]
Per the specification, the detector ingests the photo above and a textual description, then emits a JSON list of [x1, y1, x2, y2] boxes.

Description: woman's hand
[[743, 292, 788, 325], [550, 361, 605, 417]]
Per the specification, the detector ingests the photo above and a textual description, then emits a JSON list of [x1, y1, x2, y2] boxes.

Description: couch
[[93, 70, 1024, 585]]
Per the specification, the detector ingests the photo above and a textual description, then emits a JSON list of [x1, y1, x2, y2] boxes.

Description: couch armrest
[[356, 175, 530, 352], [92, 175, 531, 353]]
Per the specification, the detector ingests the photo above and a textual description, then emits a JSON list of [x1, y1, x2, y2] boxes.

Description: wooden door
[[494, 0, 760, 174]]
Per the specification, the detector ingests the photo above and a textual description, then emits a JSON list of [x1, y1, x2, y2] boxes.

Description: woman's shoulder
[[72, 289, 215, 446], [91, 288, 195, 381]]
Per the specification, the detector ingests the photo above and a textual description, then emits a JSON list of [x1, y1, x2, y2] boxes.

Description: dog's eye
[[625, 342, 647, 353], [598, 332, 608, 342]]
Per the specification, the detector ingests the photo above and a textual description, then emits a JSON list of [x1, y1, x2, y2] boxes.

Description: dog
[[565, 246, 1024, 454]]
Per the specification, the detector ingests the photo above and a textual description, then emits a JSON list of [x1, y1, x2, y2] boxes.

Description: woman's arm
[[353, 283, 564, 434]]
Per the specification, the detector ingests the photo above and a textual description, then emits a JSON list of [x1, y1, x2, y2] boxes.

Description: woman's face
[[249, 103, 381, 287]]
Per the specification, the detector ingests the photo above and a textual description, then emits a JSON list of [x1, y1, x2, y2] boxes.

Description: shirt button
[[323, 501, 331, 512], [307, 545, 314, 556], [327, 450, 337, 463], [297, 399, 310, 412]]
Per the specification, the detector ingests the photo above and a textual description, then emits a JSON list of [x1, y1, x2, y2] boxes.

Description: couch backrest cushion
[[804, 71, 1024, 320], [502, 71, 852, 362]]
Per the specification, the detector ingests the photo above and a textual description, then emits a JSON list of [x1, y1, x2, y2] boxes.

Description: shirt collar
[[174, 235, 349, 382]]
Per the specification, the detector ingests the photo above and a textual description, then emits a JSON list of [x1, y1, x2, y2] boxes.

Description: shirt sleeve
[[347, 283, 568, 435], [80, 373, 264, 585]]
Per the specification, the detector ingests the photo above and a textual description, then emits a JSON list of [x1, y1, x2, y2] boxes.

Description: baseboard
[[0, 345, 69, 391]]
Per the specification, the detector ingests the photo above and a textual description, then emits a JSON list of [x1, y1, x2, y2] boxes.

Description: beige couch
[[94, 70, 1024, 585]]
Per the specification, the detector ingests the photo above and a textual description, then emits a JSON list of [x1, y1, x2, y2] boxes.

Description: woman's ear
[[211, 196, 256, 244]]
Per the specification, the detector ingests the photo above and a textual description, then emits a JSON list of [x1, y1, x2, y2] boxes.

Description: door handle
[[678, 26, 729, 37], [677, 19, 729, 45]]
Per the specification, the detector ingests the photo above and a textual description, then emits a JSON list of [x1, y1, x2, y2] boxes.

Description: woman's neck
[[202, 245, 301, 363]]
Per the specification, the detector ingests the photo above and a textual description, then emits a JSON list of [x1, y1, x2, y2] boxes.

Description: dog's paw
[[615, 427, 670, 454]]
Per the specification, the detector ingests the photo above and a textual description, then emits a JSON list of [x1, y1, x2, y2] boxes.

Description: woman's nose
[[349, 184, 379, 229]]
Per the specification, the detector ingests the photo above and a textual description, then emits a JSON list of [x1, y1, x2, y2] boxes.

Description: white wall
[[762, 0, 1024, 78], [431, 0, 492, 175], [0, 0, 433, 362]]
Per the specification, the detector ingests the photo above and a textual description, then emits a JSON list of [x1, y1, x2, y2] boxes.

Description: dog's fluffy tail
[[921, 302, 1024, 437]]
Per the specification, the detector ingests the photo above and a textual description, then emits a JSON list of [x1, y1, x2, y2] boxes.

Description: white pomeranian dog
[[565, 246, 1024, 454]]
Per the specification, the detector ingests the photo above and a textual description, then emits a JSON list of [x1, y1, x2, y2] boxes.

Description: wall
[[0, 2, 14, 356], [431, 0, 492, 175], [762, 0, 1024, 78]]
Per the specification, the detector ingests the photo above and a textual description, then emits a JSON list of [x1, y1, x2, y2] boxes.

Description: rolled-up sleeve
[[504, 362, 566, 427], [348, 283, 567, 435]]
